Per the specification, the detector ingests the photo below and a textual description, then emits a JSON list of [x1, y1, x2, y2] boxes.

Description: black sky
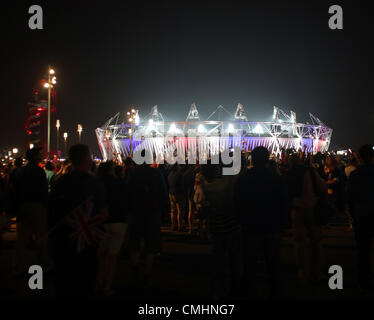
[[1, 0, 371, 155]]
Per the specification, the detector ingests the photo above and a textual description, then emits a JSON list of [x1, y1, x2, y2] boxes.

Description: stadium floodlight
[[147, 118, 155, 132], [134, 112, 140, 125], [168, 123, 177, 133], [253, 124, 264, 134], [198, 124, 205, 133]]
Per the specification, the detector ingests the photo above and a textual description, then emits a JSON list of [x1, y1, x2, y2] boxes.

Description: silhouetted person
[[348, 144, 374, 292], [44, 161, 56, 193], [127, 163, 169, 287], [235, 146, 288, 299], [96, 161, 129, 296], [201, 163, 242, 299], [13, 147, 51, 275], [168, 164, 186, 231], [8, 157, 23, 188], [49, 144, 108, 298], [6, 157, 23, 217], [286, 154, 327, 284], [182, 164, 196, 234], [325, 156, 345, 218]]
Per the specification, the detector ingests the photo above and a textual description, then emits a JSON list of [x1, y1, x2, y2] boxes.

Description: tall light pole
[[77, 124, 83, 143], [63, 132, 68, 156], [44, 67, 56, 158], [56, 119, 60, 157], [126, 108, 137, 157]]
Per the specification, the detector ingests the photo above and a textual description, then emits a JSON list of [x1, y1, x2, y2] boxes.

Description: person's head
[[45, 161, 54, 171], [358, 144, 374, 164], [14, 157, 23, 168], [68, 144, 92, 171], [114, 165, 124, 178], [288, 153, 302, 168], [201, 163, 219, 182], [267, 159, 280, 174], [326, 155, 337, 168], [25, 147, 43, 164], [251, 146, 269, 168], [55, 161, 62, 172], [124, 157, 135, 170], [348, 156, 358, 167], [97, 161, 115, 178], [171, 163, 179, 172], [91, 161, 97, 174], [62, 159, 70, 167]]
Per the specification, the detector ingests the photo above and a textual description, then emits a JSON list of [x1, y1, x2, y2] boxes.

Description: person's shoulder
[[354, 164, 374, 176], [349, 167, 359, 177], [31, 165, 46, 176]]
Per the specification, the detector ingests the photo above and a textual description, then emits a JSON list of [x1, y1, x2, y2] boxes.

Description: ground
[[0, 225, 373, 300]]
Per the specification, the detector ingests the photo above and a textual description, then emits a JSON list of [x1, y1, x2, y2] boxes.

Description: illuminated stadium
[[95, 103, 333, 161]]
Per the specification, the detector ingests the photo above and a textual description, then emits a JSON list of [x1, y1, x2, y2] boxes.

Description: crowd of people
[[0, 143, 373, 299]]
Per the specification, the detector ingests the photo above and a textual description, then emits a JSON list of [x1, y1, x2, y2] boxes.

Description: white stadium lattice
[[96, 103, 333, 162]]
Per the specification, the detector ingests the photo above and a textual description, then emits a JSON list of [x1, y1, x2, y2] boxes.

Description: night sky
[[2, 1, 371, 156]]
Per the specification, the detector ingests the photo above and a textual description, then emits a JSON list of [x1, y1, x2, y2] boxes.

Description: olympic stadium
[[95, 104, 333, 162]]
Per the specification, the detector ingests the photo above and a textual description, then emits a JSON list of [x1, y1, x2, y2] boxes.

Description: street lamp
[[12, 148, 18, 155], [63, 132, 68, 156], [44, 67, 57, 158], [56, 119, 60, 157], [77, 124, 83, 143]]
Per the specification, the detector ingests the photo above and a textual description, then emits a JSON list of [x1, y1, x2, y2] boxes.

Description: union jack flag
[[66, 197, 108, 253]]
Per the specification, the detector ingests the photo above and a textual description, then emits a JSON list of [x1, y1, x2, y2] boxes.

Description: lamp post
[[63, 132, 68, 156], [56, 119, 60, 157], [77, 124, 83, 143], [44, 67, 57, 158]]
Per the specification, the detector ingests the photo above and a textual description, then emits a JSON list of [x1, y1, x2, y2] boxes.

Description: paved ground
[[0, 225, 373, 300]]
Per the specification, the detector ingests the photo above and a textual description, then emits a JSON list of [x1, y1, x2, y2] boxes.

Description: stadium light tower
[[43, 66, 57, 158], [63, 132, 68, 156], [56, 119, 60, 155], [77, 124, 83, 143]]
